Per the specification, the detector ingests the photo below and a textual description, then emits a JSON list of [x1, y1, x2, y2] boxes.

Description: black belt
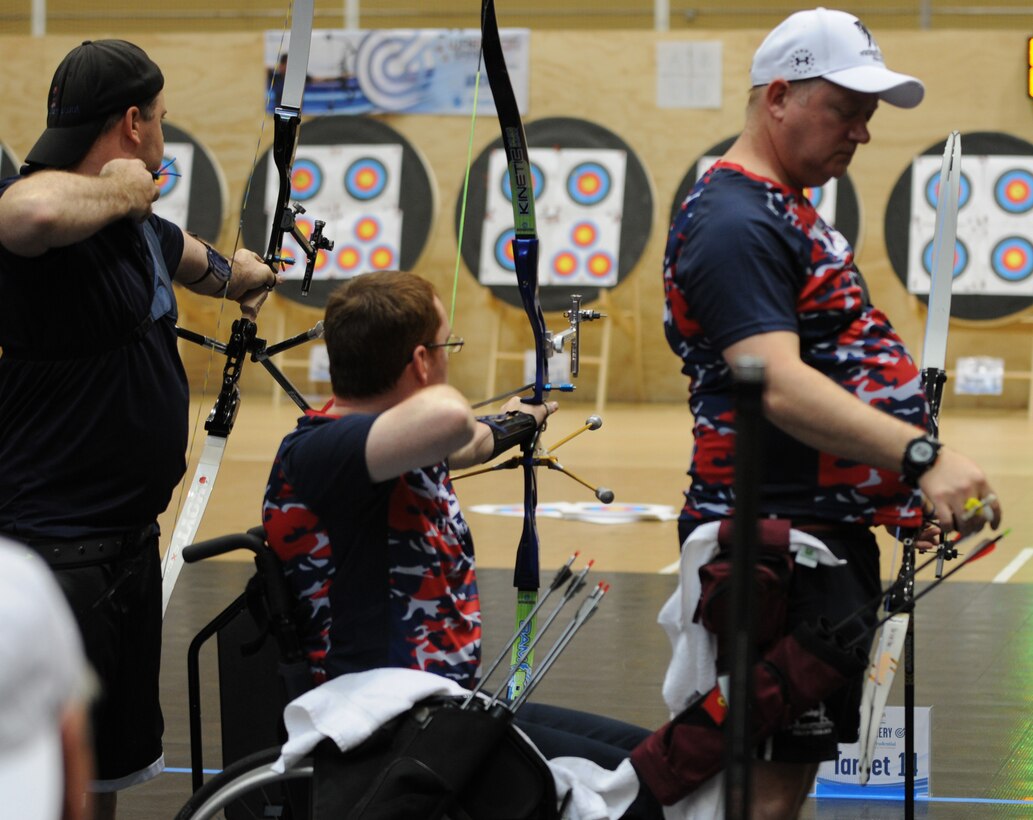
[[16, 525, 157, 569]]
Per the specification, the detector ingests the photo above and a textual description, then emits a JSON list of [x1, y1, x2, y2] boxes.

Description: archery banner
[[264, 28, 530, 116]]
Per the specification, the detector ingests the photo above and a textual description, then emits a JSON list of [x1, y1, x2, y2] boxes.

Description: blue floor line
[[164, 768, 1031, 807], [809, 792, 1033, 806]]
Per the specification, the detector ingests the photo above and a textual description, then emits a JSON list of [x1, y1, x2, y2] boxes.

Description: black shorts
[[54, 535, 165, 790], [761, 524, 882, 764]]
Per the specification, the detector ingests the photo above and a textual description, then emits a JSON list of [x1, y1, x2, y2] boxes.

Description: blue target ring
[[924, 170, 971, 211], [501, 162, 545, 202], [991, 236, 1033, 281], [345, 157, 388, 201], [566, 162, 611, 206], [922, 237, 968, 279], [493, 229, 516, 272], [804, 185, 824, 208], [993, 169, 1033, 214], [290, 158, 323, 202]]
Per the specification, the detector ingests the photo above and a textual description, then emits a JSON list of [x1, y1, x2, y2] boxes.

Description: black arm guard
[[477, 411, 539, 460]]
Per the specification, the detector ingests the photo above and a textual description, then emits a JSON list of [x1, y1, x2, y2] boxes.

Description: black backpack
[[312, 696, 561, 820]]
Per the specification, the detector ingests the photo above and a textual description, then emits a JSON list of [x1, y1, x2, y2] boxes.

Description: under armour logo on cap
[[853, 20, 876, 49]]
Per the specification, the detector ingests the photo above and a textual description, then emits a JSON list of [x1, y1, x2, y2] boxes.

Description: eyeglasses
[[424, 334, 464, 355]]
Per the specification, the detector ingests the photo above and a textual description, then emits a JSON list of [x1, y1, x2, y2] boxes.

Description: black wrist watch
[[901, 434, 941, 486]]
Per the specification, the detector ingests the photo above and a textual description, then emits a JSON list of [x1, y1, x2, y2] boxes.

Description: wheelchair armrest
[[183, 532, 266, 563]]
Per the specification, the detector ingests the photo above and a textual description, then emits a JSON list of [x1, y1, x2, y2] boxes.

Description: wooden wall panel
[[4, 1, 1031, 34], [1, 29, 1031, 406]]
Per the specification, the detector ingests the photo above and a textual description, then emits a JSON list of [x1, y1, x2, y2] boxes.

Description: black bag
[[312, 697, 559, 820]]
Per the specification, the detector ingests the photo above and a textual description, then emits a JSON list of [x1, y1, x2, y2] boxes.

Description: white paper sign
[[656, 41, 723, 109], [815, 706, 932, 798]]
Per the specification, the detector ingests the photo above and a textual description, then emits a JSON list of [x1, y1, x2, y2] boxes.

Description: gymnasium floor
[[130, 398, 1032, 817]]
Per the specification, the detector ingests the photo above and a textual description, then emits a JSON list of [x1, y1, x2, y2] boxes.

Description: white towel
[[273, 667, 467, 773], [272, 667, 639, 819]]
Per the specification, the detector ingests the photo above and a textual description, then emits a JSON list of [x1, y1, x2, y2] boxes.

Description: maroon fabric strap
[[630, 618, 868, 806], [715, 518, 791, 552], [695, 519, 795, 656]]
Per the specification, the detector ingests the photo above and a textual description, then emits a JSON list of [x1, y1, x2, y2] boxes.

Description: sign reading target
[[907, 153, 1033, 297], [263, 143, 404, 283], [479, 147, 627, 288]]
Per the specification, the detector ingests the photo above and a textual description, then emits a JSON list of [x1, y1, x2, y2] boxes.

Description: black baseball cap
[[25, 39, 164, 169]]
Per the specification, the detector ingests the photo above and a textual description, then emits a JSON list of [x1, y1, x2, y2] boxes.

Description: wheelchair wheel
[[174, 746, 313, 820]]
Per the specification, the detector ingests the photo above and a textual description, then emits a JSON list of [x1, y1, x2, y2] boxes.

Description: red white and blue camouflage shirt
[[263, 411, 480, 686], [663, 161, 926, 531]]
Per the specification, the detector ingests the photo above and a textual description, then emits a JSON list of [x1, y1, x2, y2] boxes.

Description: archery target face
[[148, 124, 225, 243], [478, 147, 626, 287], [672, 138, 861, 252], [907, 154, 1033, 296], [263, 143, 403, 281], [153, 144, 195, 226]]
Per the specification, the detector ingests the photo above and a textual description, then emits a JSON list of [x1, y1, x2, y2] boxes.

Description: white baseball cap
[[750, 7, 924, 108], [0, 538, 94, 820]]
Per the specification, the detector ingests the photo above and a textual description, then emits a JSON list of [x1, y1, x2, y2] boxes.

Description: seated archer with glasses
[[261, 270, 663, 819]]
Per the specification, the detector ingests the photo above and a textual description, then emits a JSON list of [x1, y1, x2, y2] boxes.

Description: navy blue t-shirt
[[663, 162, 926, 529], [263, 411, 480, 686], [0, 175, 189, 538]]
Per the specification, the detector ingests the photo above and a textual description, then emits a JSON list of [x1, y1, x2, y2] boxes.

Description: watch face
[[910, 440, 935, 463]]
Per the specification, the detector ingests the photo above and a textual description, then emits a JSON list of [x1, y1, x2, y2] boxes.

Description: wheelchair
[[177, 527, 312, 818], [175, 529, 559, 820]]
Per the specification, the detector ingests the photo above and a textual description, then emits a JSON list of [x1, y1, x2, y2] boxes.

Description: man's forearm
[[0, 171, 144, 255]]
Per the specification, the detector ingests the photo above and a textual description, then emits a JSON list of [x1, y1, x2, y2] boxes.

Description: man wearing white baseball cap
[[658, 7, 999, 817], [750, 7, 924, 109], [0, 537, 96, 820]]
